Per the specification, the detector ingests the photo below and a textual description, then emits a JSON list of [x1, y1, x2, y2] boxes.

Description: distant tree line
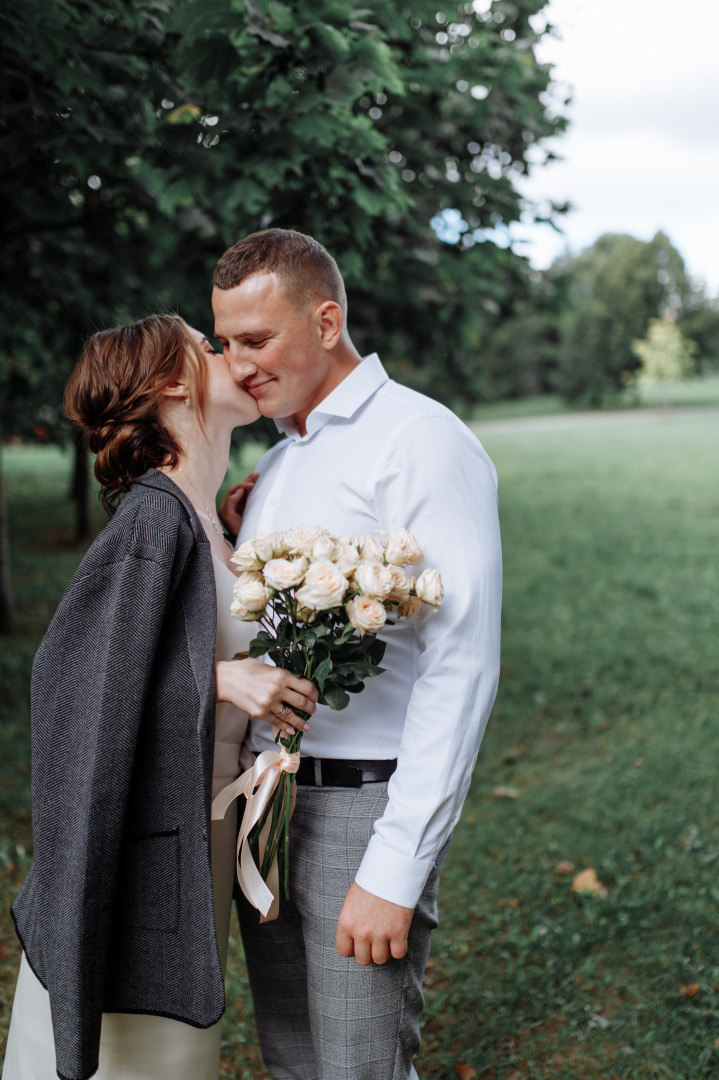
[[479, 230, 719, 406]]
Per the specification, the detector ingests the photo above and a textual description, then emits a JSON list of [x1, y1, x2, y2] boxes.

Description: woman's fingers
[[263, 675, 318, 734], [272, 673, 317, 706], [265, 708, 304, 734], [285, 676, 318, 703], [218, 474, 259, 534], [264, 710, 301, 736], [276, 686, 314, 722], [229, 472, 259, 516]]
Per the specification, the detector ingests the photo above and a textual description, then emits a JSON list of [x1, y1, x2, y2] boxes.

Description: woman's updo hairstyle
[[65, 314, 207, 515]]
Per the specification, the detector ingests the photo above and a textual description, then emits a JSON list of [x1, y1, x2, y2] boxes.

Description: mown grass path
[[1, 411, 717, 1078]]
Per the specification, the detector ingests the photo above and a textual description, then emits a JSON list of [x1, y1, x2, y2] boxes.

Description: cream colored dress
[[3, 556, 249, 1080]]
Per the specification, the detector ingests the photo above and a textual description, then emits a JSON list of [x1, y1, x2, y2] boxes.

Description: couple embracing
[[3, 229, 502, 1080]]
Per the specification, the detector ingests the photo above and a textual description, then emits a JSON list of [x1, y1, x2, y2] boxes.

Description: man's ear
[[315, 301, 343, 350]]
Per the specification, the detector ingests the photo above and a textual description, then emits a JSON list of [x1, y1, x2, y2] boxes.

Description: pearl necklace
[[177, 466, 224, 539]]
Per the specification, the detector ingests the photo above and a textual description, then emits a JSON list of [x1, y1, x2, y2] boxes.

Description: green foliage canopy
[[1, 0, 567, 435]]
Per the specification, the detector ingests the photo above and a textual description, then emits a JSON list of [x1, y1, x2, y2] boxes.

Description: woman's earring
[[184, 394, 191, 408]]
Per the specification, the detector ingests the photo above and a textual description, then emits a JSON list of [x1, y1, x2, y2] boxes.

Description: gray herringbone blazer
[[11, 469, 224, 1080]]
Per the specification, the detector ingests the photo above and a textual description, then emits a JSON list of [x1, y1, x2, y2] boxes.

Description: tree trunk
[[72, 430, 91, 542], [0, 439, 15, 634]]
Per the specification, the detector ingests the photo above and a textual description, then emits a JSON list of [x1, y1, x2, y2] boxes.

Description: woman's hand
[[218, 473, 259, 537], [216, 658, 317, 735]]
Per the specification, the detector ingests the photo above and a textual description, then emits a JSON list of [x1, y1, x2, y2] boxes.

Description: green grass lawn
[[1, 413, 718, 1078], [472, 372, 719, 422]]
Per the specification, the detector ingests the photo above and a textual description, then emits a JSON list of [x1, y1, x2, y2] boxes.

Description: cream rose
[[415, 568, 444, 607], [353, 560, 394, 601], [253, 530, 288, 563], [233, 575, 270, 613], [383, 527, 424, 566], [234, 569, 263, 585], [398, 594, 422, 619], [230, 597, 264, 621], [311, 535, 336, 561], [333, 542, 360, 577], [263, 556, 308, 591], [296, 603, 318, 624], [345, 595, 387, 635], [358, 532, 385, 561], [285, 525, 328, 557], [386, 565, 411, 603], [231, 540, 264, 572], [295, 559, 348, 611]]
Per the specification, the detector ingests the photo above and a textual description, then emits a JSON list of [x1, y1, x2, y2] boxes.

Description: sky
[[511, 0, 719, 295]]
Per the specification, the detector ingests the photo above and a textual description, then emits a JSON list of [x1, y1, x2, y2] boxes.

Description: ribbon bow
[[212, 746, 300, 922]]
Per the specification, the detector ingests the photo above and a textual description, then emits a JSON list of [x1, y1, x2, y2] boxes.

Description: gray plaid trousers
[[237, 782, 447, 1080]]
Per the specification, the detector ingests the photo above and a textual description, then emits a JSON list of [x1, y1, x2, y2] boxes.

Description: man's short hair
[[213, 229, 347, 316]]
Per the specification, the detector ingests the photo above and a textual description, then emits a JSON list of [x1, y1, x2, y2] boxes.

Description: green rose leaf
[[313, 656, 334, 692], [320, 684, 351, 711]]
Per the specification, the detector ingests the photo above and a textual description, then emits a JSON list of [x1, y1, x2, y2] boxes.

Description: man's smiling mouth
[[244, 378, 274, 395]]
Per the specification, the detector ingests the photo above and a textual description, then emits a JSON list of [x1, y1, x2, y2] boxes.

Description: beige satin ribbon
[[211, 747, 300, 922]]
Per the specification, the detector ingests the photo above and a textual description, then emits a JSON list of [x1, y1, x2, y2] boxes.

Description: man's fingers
[[371, 940, 391, 966], [389, 935, 408, 960], [335, 927, 354, 958], [352, 941, 373, 967]]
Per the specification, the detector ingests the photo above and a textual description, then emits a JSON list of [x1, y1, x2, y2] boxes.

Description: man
[[214, 229, 502, 1080]]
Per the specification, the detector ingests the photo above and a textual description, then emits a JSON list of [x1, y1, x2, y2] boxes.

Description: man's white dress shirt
[[238, 354, 502, 908]]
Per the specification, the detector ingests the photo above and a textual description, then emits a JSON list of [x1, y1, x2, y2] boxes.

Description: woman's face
[[187, 325, 259, 428]]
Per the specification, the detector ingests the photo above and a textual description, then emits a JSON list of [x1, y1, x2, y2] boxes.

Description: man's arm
[[337, 414, 502, 961]]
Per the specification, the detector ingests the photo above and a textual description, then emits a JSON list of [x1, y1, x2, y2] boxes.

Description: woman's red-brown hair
[[65, 314, 207, 515]]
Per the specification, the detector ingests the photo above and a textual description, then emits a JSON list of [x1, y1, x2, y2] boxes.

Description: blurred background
[[1, 1, 717, 1076]]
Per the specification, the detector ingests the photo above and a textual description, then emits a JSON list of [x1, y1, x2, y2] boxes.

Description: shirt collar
[[275, 354, 388, 440]]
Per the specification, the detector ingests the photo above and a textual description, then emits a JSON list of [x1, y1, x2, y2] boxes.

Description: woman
[[2, 314, 316, 1080]]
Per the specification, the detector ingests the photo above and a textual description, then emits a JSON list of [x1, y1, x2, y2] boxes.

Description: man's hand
[[218, 472, 259, 536], [336, 882, 414, 966]]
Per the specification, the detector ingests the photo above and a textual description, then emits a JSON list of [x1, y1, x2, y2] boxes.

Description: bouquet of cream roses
[[211, 525, 443, 920]]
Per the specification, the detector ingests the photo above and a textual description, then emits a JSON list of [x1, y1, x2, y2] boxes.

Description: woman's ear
[[160, 380, 191, 404]]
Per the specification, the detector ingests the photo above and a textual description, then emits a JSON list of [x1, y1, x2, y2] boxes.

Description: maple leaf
[[456, 1063, 477, 1080], [680, 984, 699, 997]]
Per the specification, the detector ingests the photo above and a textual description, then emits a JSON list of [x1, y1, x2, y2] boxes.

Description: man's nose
[[225, 344, 257, 381]]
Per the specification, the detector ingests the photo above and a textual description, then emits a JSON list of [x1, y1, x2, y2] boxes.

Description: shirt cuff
[[354, 835, 435, 909]]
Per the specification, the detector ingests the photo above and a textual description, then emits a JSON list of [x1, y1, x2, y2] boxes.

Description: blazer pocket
[[116, 827, 180, 933]]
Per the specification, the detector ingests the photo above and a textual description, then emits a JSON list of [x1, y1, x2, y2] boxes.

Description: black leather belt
[[295, 757, 397, 788]]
